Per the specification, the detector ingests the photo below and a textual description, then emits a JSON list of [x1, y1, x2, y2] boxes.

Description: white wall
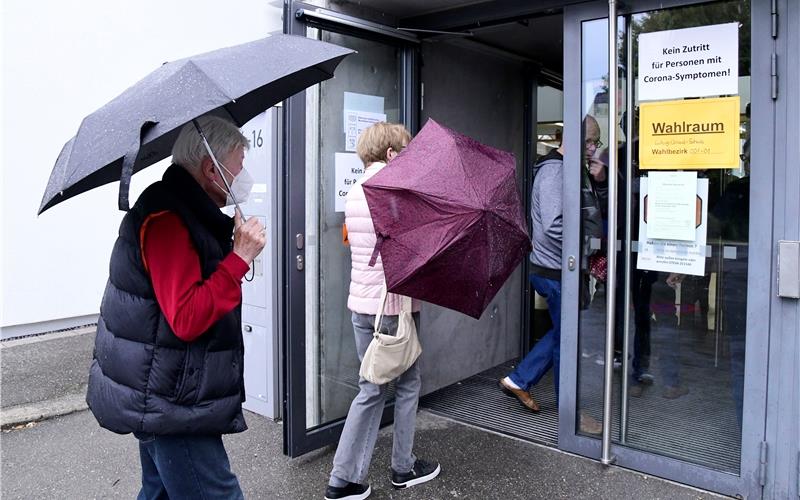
[[1, 1, 283, 337]]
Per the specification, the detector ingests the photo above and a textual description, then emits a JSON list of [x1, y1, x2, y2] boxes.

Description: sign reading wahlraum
[[638, 22, 739, 101], [639, 96, 740, 170]]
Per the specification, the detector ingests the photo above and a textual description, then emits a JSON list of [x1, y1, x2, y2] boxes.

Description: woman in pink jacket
[[325, 123, 441, 500]]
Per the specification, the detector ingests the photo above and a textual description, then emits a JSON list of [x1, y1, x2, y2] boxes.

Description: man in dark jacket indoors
[[86, 115, 266, 499]]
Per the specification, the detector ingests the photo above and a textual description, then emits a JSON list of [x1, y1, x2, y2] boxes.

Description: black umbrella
[[39, 34, 353, 214]]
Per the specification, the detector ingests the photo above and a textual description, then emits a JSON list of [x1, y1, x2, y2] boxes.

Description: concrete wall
[[418, 39, 527, 394], [1, 1, 282, 338]]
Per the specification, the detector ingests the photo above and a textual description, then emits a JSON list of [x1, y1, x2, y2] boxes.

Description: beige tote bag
[[359, 284, 422, 385]]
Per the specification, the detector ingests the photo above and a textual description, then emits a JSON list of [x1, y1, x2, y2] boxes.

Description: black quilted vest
[[86, 165, 246, 435]]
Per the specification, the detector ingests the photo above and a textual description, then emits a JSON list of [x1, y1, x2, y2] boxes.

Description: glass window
[[304, 30, 402, 428], [576, 1, 751, 474]]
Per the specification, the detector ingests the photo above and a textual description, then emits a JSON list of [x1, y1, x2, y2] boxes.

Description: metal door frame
[[558, 1, 772, 497], [282, 1, 419, 457]]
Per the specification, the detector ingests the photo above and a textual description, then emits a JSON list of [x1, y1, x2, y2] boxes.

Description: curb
[[1, 393, 88, 430]]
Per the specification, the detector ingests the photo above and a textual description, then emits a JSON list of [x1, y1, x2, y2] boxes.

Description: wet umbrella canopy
[[362, 119, 532, 319], [39, 34, 353, 214]]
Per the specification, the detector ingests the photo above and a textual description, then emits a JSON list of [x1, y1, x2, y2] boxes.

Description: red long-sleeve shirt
[[140, 211, 250, 342]]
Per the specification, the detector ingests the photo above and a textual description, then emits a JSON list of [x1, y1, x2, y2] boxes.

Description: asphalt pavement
[[0, 329, 727, 499]]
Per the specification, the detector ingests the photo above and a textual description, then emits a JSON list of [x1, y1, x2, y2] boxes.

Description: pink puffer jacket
[[345, 162, 421, 316]]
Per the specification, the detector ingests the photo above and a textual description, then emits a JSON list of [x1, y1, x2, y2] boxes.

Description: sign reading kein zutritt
[[638, 22, 738, 101], [640, 96, 740, 170]]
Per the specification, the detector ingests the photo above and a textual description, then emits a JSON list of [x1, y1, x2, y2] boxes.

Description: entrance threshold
[[420, 361, 558, 446]]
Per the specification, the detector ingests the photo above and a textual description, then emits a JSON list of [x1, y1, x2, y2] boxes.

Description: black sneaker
[[391, 459, 441, 489], [324, 482, 371, 500]]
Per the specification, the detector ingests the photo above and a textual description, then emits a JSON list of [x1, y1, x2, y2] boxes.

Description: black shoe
[[391, 459, 441, 489], [324, 482, 371, 500]]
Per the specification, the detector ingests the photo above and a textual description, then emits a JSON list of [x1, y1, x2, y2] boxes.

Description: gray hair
[[171, 115, 249, 170]]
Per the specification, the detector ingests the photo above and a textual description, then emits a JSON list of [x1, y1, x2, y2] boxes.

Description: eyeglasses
[[585, 138, 603, 148]]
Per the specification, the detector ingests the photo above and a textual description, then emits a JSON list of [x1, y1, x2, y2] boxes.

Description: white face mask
[[214, 164, 254, 207]]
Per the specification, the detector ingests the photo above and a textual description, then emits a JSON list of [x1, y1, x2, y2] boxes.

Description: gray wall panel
[[417, 40, 527, 394]]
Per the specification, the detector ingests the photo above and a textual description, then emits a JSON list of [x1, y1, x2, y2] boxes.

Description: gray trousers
[[330, 311, 422, 484]]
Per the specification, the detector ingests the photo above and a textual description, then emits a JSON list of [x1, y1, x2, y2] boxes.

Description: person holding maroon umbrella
[[325, 123, 441, 500]]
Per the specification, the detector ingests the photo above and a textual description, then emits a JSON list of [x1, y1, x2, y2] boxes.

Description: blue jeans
[[509, 275, 561, 403], [136, 433, 243, 500]]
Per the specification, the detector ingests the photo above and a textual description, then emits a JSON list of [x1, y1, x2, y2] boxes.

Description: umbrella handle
[[192, 119, 247, 223], [368, 234, 386, 267], [118, 151, 136, 211], [118, 121, 158, 211]]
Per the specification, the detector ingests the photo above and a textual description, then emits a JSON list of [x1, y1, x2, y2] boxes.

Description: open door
[[559, 1, 770, 497], [282, 1, 419, 457]]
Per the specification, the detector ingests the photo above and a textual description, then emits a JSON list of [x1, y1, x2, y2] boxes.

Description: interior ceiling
[[335, 0, 564, 76], [466, 16, 563, 76]]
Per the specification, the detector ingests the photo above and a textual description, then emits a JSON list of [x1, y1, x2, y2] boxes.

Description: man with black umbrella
[[86, 115, 265, 499]]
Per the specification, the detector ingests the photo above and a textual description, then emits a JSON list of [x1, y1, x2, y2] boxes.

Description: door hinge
[[771, 53, 778, 100], [771, 0, 778, 38], [420, 82, 425, 111], [759, 441, 768, 487]]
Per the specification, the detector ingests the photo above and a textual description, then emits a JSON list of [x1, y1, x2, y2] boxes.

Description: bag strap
[[374, 279, 389, 336], [401, 294, 413, 313]]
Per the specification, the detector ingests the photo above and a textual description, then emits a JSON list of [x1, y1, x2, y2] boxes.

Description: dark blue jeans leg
[[136, 434, 243, 500], [509, 275, 561, 402], [659, 314, 681, 388], [138, 439, 168, 500]]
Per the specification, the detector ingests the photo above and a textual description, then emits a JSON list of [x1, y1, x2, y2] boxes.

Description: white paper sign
[[638, 22, 739, 100], [345, 110, 387, 152], [334, 152, 365, 212], [647, 171, 697, 241], [637, 177, 709, 276], [343, 92, 384, 125]]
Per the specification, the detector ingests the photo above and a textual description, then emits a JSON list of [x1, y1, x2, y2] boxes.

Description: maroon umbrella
[[363, 118, 532, 319]]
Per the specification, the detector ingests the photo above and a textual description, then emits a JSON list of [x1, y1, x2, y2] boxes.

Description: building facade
[[279, 1, 799, 498]]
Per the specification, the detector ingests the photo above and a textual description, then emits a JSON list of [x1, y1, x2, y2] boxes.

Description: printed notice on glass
[[334, 152, 365, 212], [647, 171, 697, 241], [344, 110, 386, 152], [638, 22, 738, 100], [637, 177, 709, 276], [343, 92, 386, 152], [639, 97, 740, 170]]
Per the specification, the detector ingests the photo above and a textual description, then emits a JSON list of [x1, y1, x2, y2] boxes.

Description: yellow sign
[[639, 96, 740, 169]]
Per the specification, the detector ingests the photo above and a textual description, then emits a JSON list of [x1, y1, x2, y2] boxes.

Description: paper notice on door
[[344, 110, 386, 152], [334, 152, 365, 212], [646, 171, 698, 241], [637, 177, 709, 276], [637, 22, 739, 100]]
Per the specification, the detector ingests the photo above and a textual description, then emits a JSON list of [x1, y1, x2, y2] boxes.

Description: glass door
[[560, 1, 769, 497], [283, 2, 418, 457]]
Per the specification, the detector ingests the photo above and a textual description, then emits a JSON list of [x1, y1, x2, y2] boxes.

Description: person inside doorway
[[498, 115, 603, 435], [325, 122, 440, 500], [594, 109, 658, 397]]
